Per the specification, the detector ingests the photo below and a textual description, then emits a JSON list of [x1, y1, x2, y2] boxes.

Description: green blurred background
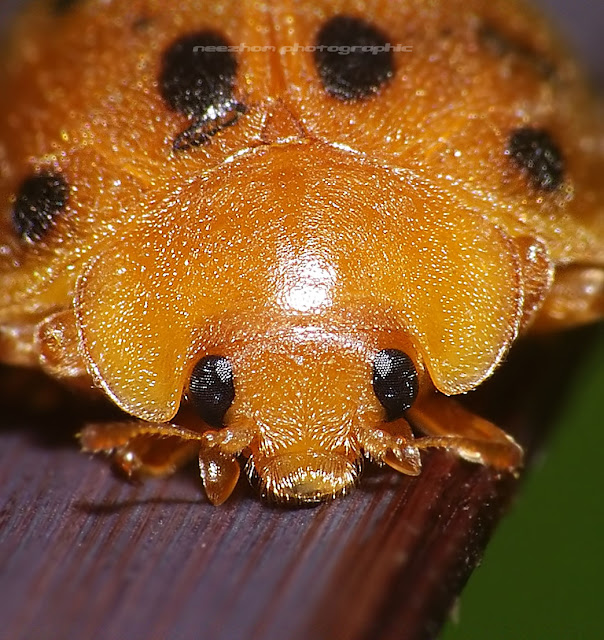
[[442, 328, 604, 639], [443, 2, 604, 638]]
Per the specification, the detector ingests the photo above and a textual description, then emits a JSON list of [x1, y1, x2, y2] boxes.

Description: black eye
[[507, 127, 564, 191], [372, 349, 419, 421], [189, 356, 235, 427], [314, 15, 394, 101], [12, 172, 70, 243]]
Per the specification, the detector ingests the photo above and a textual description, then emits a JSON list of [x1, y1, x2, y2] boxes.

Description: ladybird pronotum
[[0, 0, 602, 504]]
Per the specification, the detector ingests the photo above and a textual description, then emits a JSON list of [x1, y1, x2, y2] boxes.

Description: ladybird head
[[182, 321, 423, 503], [74, 143, 530, 504]]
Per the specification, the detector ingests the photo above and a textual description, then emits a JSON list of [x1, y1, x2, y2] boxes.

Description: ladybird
[[0, 0, 602, 505]]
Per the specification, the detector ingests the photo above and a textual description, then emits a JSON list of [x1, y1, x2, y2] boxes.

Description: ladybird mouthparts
[[248, 452, 361, 503]]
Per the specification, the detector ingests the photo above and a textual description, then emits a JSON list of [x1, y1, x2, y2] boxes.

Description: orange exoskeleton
[[0, 0, 602, 503]]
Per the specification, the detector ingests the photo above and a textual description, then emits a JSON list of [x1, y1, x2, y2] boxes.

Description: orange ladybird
[[0, 0, 602, 504]]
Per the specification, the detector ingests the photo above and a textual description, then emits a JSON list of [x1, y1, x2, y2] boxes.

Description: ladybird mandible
[[0, 0, 602, 504]]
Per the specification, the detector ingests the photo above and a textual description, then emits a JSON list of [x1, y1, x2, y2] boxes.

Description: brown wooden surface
[[0, 327, 594, 640]]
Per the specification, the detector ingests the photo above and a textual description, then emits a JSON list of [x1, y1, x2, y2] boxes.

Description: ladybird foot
[[358, 417, 422, 476], [80, 421, 254, 503], [80, 421, 200, 478], [359, 394, 523, 477], [412, 433, 523, 471], [406, 393, 524, 472]]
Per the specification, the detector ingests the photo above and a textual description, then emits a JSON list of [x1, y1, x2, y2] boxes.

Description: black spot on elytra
[[12, 173, 70, 243], [479, 23, 556, 79], [507, 127, 564, 191], [52, 0, 83, 15], [159, 31, 245, 150], [314, 15, 394, 101]]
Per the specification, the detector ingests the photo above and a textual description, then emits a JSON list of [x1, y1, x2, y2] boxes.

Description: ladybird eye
[[372, 349, 419, 421], [507, 127, 564, 191], [159, 31, 244, 149], [314, 15, 394, 101], [12, 172, 70, 243], [189, 355, 235, 427]]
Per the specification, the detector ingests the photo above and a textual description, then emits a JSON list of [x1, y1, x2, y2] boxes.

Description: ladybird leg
[[197, 447, 241, 506], [197, 426, 255, 504], [0, 321, 39, 366], [80, 421, 202, 478], [36, 308, 89, 377], [514, 236, 554, 331], [406, 394, 523, 471], [0, 309, 89, 375], [357, 417, 422, 476], [80, 421, 254, 504], [530, 265, 604, 331]]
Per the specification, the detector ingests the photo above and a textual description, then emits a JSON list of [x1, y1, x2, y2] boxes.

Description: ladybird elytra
[[0, 0, 602, 504]]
